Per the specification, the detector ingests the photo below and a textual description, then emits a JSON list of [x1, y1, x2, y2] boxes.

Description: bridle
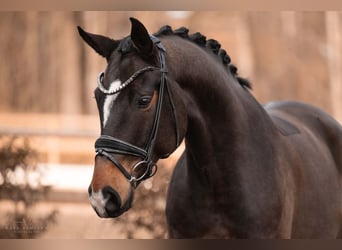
[[94, 36, 180, 189]]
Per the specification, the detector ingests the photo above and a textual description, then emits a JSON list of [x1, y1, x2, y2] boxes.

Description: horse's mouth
[[94, 207, 126, 218], [90, 188, 134, 218], [92, 202, 131, 218]]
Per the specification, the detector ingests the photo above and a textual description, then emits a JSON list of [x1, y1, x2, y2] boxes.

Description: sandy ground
[[38, 202, 136, 239], [0, 194, 168, 239], [0, 201, 127, 239]]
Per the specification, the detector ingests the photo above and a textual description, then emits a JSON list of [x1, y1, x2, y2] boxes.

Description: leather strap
[[95, 35, 178, 188]]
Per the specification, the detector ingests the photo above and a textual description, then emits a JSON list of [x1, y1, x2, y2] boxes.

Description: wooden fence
[[0, 113, 98, 164], [0, 12, 341, 123]]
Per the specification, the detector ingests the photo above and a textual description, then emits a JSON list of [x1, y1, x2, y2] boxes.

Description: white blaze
[[103, 79, 121, 128]]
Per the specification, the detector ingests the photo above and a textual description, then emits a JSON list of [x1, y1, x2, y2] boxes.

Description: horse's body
[[167, 100, 342, 238], [78, 18, 342, 238]]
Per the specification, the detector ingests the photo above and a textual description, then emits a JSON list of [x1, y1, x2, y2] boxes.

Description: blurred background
[[0, 11, 342, 238]]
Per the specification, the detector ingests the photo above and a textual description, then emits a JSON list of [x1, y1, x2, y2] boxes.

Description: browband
[[97, 66, 156, 95]]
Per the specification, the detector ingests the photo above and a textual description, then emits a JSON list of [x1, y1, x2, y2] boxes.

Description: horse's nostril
[[102, 186, 122, 215], [105, 198, 120, 213], [88, 186, 92, 195]]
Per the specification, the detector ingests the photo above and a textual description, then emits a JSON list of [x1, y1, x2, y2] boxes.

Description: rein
[[94, 36, 179, 189]]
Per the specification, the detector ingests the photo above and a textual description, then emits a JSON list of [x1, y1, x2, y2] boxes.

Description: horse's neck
[[184, 81, 274, 186], [167, 39, 277, 193]]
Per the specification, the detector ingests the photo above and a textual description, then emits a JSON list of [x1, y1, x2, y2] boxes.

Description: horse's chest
[[166, 159, 233, 238], [166, 202, 232, 238], [166, 187, 232, 238]]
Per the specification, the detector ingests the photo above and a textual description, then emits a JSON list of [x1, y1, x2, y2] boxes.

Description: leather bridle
[[94, 36, 180, 189]]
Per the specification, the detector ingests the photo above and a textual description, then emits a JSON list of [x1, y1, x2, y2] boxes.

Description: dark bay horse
[[78, 17, 342, 238]]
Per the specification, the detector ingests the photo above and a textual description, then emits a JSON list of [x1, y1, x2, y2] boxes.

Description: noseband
[[94, 36, 179, 189]]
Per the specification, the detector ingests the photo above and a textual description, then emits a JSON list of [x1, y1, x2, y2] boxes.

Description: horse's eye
[[138, 96, 152, 109]]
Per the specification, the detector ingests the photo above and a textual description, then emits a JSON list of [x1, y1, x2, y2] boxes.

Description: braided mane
[[154, 25, 252, 90]]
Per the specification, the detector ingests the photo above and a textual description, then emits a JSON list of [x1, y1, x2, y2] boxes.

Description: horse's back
[[265, 101, 342, 238], [265, 100, 342, 171]]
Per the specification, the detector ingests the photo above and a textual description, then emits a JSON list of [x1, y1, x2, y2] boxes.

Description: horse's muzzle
[[88, 185, 130, 218]]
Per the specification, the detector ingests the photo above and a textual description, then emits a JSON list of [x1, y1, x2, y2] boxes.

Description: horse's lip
[[106, 209, 125, 218], [103, 193, 133, 218], [93, 206, 108, 218], [93, 205, 127, 218]]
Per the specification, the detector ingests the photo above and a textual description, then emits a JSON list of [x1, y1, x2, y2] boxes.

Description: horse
[[78, 17, 342, 238]]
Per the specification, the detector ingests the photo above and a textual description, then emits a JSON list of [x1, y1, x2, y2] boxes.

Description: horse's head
[[78, 18, 187, 218]]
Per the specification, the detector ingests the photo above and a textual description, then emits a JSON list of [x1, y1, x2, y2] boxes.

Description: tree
[[0, 136, 57, 238]]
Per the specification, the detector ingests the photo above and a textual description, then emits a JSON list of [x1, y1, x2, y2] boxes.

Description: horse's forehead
[[105, 53, 140, 79]]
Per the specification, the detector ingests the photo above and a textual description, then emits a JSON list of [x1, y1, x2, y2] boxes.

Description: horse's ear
[[77, 26, 119, 61], [129, 17, 153, 56]]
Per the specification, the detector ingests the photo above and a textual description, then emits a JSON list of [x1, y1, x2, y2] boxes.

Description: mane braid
[[153, 25, 252, 90]]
